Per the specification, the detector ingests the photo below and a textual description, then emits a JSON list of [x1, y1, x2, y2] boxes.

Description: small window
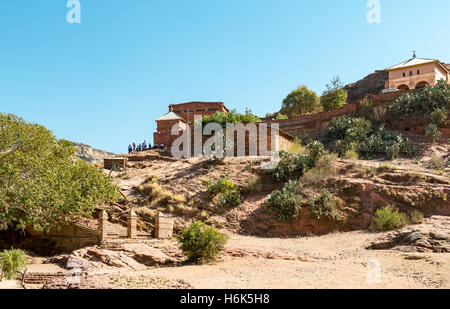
[[417, 70, 420, 75], [196, 109, 206, 112], [409, 71, 413, 76], [174, 110, 182, 113], [403, 72, 406, 77], [208, 108, 219, 112], [184, 109, 194, 113]]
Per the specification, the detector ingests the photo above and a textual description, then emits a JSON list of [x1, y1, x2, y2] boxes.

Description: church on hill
[[385, 53, 450, 91]]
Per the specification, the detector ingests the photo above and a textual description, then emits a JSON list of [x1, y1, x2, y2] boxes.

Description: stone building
[[153, 102, 228, 147], [169, 101, 229, 124], [153, 101, 294, 155], [385, 54, 450, 90]]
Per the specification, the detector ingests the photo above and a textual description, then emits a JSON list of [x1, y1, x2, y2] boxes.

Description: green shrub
[[371, 206, 410, 231], [204, 176, 242, 207], [270, 151, 311, 182], [308, 189, 340, 221], [358, 126, 411, 160], [265, 180, 302, 223], [178, 222, 228, 264], [323, 115, 372, 142], [430, 108, 448, 127], [323, 116, 410, 160], [389, 79, 450, 120], [323, 116, 372, 156], [0, 249, 28, 281], [271, 141, 325, 182], [425, 123, 442, 142], [307, 141, 326, 163]]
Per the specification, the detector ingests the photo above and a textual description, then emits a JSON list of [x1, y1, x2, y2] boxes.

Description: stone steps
[[24, 272, 66, 285]]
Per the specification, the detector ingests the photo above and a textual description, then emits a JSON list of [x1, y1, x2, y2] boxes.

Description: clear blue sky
[[1, 0, 449, 153]]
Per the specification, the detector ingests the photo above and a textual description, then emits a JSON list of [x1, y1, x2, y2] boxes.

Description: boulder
[[120, 243, 175, 266], [367, 216, 450, 253]]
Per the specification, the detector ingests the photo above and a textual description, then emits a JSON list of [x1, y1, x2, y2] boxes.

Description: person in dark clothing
[[128, 144, 132, 154]]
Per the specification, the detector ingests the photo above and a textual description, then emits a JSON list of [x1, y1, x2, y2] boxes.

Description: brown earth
[[106, 143, 449, 238], [4, 220, 449, 289]]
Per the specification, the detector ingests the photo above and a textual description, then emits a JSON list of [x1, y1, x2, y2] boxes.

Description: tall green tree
[[280, 85, 322, 118], [0, 113, 119, 232], [320, 76, 348, 111]]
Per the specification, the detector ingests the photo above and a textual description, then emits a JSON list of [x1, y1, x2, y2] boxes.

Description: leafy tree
[[280, 85, 322, 118], [0, 113, 120, 232], [320, 77, 348, 111]]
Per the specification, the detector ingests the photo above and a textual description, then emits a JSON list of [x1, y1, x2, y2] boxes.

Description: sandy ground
[[2, 231, 448, 289], [109, 231, 449, 289]]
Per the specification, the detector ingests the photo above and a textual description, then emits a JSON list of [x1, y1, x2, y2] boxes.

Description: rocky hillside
[[344, 70, 388, 103], [73, 142, 116, 163], [104, 141, 449, 238]]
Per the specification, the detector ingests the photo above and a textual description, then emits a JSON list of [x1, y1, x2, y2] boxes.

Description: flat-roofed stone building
[[153, 101, 294, 155]]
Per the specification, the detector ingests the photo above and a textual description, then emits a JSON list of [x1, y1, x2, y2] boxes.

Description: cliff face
[[73, 142, 116, 163], [344, 70, 388, 103]]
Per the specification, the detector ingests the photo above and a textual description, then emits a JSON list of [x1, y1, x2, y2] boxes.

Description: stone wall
[[25, 223, 100, 253], [153, 119, 186, 147], [268, 103, 358, 140]]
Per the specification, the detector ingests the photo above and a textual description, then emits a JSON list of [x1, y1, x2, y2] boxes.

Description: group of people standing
[[128, 140, 151, 154]]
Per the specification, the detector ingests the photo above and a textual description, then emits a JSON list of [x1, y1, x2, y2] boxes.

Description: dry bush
[[343, 150, 359, 161], [288, 138, 308, 155], [410, 210, 424, 224], [138, 182, 163, 199], [300, 153, 339, 188], [135, 207, 157, 221], [173, 194, 187, 204], [143, 174, 158, 184], [425, 155, 445, 171], [245, 175, 263, 193]]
